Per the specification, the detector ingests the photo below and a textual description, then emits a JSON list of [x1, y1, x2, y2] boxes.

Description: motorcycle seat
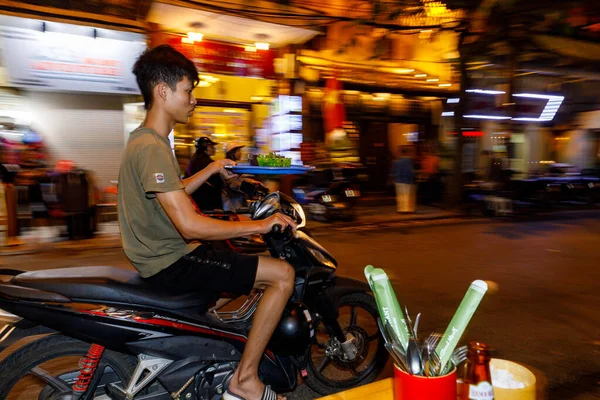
[[11, 266, 217, 312]]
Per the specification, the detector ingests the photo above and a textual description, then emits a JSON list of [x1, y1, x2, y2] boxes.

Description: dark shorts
[[145, 244, 259, 296]]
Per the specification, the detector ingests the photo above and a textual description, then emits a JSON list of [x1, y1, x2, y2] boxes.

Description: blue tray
[[225, 165, 314, 175]]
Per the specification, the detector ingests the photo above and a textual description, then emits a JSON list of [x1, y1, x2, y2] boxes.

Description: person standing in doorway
[[391, 146, 415, 213]]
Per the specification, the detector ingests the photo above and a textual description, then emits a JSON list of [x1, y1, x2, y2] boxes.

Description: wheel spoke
[[349, 306, 357, 327], [317, 357, 331, 374], [29, 366, 72, 393]]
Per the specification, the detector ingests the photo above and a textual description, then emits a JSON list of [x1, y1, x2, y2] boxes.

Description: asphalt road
[[1, 214, 599, 399]]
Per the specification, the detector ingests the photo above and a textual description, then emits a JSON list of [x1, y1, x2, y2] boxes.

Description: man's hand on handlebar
[[258, 213, 297, 235]]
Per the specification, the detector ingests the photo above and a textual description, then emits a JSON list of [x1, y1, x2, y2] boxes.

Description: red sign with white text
[[166, 36, 276, 79]]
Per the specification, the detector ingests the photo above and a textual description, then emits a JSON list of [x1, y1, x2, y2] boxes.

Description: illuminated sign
[[166, 35, 276, 79], [442, 91, 564, 122], [0, 20, 145, 94]]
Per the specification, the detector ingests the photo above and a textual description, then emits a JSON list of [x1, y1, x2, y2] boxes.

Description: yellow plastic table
[[317, 378, 394, 400]]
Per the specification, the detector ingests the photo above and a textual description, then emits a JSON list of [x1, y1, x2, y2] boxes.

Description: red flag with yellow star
[[322, 73, 346, 133]]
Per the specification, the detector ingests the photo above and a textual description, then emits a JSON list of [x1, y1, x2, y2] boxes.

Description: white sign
[[0, 26, 145, 94]]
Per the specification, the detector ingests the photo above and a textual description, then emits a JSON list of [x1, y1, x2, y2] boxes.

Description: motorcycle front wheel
[[304, 292, 388, 395], [0, 334, 136, 400]]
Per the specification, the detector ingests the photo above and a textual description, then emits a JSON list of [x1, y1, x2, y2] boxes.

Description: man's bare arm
[[156, 189, 294, 240], [181, 162, 218, 196]]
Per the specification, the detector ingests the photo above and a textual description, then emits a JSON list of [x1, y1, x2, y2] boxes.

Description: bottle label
[[468, 381, 494, 400]]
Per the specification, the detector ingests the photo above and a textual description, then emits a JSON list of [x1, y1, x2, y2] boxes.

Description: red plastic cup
[[394, 364, 457, 400]]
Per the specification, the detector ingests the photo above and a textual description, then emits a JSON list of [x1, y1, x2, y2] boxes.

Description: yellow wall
[[192, 74, 274, 103]]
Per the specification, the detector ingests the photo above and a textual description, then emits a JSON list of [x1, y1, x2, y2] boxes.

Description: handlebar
[[272, 224, 282, 234]]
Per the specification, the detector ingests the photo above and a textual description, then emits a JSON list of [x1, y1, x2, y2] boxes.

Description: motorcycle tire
[[303, 292, 388, 395], [0, 333, 136, 400]]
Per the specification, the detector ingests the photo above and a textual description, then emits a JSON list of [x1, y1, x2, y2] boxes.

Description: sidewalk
[[0, 204, 458, 256], [308, 204, 460, 234], [3, 204, 597, 256]]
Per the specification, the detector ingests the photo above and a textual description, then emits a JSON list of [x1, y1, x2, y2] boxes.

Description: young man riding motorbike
[[119, 45, 295, 400]]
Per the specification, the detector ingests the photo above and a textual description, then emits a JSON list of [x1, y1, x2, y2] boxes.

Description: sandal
[[223, 384, 280, 400]]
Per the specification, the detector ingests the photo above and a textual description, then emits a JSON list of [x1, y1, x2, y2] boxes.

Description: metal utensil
[[404, 306, 415, 339], [413, 313, 421, 339], [384, 320, 402, 349], [407, 337, 424, 375], [385, 343, 410, 373], [377, 318, 390, 345], [423, 333, 442, 377], [451, 345, 468, 366], [391, 342, 411, 373]]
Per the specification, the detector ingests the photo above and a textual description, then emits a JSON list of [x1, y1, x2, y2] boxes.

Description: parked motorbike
[[293, 166, 362, 222], [0, 192, 386, 399]]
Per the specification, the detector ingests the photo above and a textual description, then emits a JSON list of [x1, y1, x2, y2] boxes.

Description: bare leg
[[228, 256, 294, 400]]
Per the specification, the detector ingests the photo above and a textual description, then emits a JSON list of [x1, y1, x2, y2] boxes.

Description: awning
[[0, 0, 150, 33], [297, 49, 458, 96], [147, 2, 320, 48]]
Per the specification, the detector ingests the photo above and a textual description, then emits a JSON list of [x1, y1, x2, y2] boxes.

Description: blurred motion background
[[0, 0, 598, 242]]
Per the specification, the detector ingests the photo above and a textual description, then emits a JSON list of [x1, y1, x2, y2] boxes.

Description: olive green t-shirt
[[118, 127, 197, 278]]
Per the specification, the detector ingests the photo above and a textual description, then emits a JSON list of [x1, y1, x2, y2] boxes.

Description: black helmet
[[195, 136, 218, 151]]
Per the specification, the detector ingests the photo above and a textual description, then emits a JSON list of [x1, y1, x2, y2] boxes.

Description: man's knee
[[267, 260, 294, 294], [277, 260, 295, 294], [256, 257, 295, 293]]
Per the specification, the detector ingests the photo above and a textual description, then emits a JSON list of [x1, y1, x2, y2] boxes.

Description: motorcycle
[[292, 166, 362, 222], [0, 192, 387, 399]]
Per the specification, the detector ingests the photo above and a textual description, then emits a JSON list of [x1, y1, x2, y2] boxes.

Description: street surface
[[1, 215, 599, 399]]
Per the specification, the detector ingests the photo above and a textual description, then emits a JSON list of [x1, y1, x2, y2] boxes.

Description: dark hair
[[132, 45, 199, 109]]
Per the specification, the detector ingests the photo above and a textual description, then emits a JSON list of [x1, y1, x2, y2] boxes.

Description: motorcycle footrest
[[105, 383, 166, 400]]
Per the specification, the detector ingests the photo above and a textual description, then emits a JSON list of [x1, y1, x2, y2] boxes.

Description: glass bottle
[[461, 342, 494, 400]]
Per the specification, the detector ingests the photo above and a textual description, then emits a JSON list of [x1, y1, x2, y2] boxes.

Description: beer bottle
[[461, 342, 494, 400]]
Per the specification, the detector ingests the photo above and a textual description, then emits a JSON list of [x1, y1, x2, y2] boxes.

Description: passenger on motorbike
[[184, 136, 224, 211], [121, 44, 295, 400], [222, 142, 266, 212]]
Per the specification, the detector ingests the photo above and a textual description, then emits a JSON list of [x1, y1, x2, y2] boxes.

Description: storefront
[[145, 2, 319, 169], [0, 14, 146, 190], [439, 89, 567, 178], [302, 81, 439, 191]]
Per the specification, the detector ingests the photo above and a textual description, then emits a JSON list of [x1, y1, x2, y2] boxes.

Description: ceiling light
[[223, 109, 238, 113], [447, 98, 460, 103], [187, 32, 204, 42], [200, 75, 219, 83], [415, 74, 427, 78], [464, 115, 511, 120], [511, 93, 564, 122], [181, 37, 194, 44], [198, 81, 210, 87], [427, 78, 439, 82], [245, 46, 257, 52], [441, 112, 454, 117], [466, 89, 506, 95], [255, 42, 270, 50], [438, 83, 452, 87]]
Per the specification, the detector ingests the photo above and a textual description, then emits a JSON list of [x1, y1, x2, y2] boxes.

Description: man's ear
[[155, 83, 168, 103]]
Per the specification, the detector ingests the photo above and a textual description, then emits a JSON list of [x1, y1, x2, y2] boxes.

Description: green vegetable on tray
[[257, 153, 292, 167]]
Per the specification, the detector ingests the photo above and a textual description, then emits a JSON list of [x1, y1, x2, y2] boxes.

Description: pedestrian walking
[[391, 146, 415, 213]]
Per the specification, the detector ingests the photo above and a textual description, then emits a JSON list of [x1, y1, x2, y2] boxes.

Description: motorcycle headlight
[[291, 202, 306, 229]]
